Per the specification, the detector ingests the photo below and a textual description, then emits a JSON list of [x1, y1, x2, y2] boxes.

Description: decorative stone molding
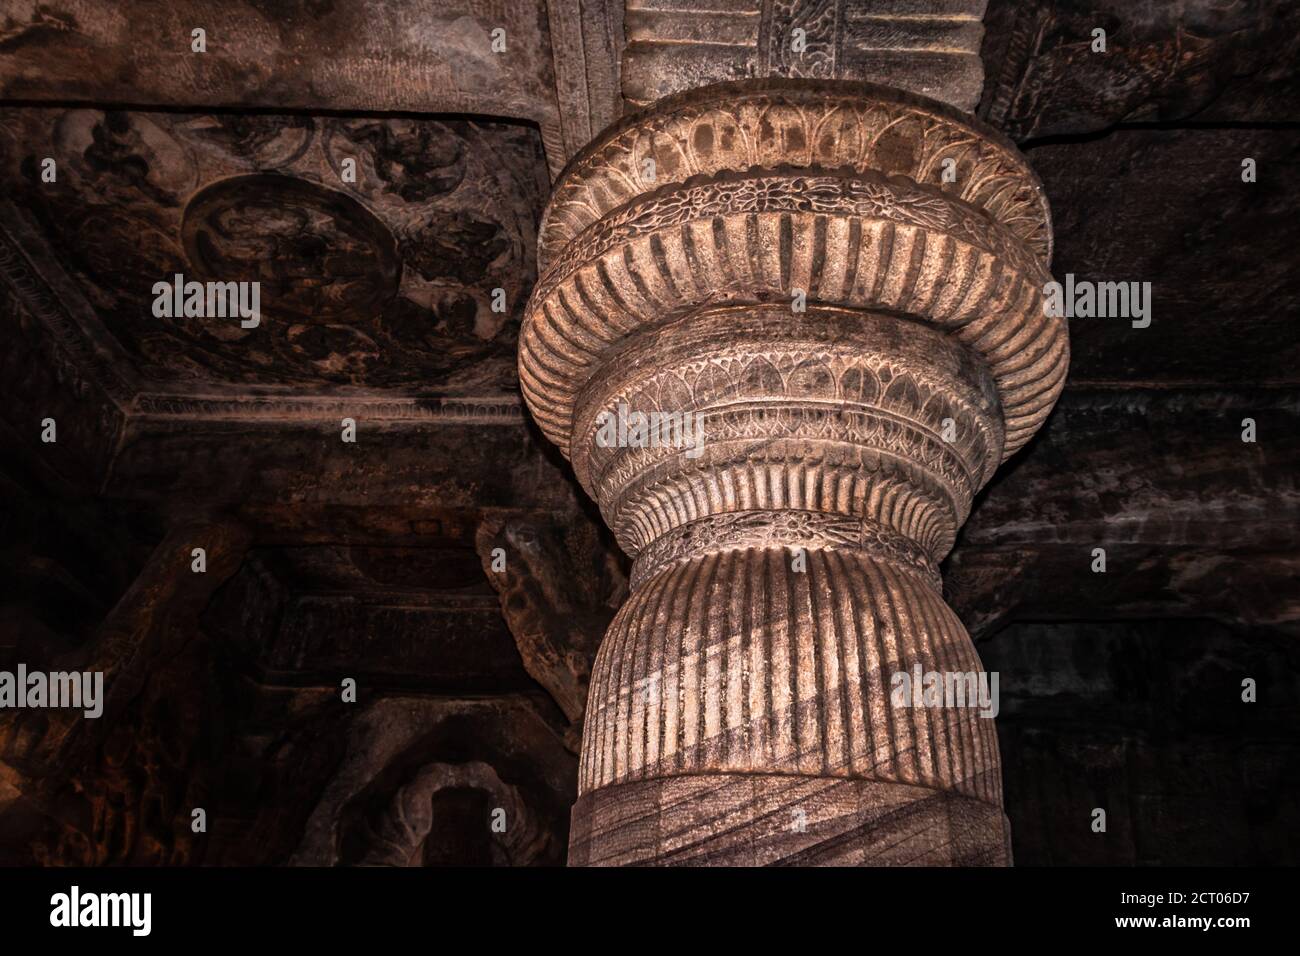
[[622, 0, 989, 113], [545, 0, 625, 165], [520, 78, 1065, 865], [130, 393, 526, 424], [536, 78, 1051, 271]]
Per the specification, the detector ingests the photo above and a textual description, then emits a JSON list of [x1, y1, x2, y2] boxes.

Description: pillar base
[[570, 773, 1011, 866]]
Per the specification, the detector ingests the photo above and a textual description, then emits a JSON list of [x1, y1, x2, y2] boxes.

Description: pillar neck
[[572, 305, 1003, 564], [520, 78, 1066, 866]]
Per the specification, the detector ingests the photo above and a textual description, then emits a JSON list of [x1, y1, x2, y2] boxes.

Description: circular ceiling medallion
[[181, 174, 401, 323]]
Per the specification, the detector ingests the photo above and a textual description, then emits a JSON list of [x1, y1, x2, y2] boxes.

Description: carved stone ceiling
[[0, 0, 1297, 867], [1, 109, 546, 391], [1, 0, 1295, 405]]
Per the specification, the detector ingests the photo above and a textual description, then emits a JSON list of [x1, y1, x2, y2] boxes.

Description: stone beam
[[0, 0, 628, 176], [947, 388, 1300, 638], [0, 3, 551, 132], [101, 402, 583, 522], [622, 0, 989, 112]]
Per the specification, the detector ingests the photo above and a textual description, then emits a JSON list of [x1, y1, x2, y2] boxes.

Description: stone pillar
[[519, 79, 1066, 865]]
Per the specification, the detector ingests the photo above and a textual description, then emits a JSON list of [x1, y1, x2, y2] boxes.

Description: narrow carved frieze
[[623, 1, 989, 112]]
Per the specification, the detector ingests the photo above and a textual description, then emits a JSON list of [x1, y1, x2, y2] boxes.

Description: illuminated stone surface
[[521, 78, 1067, 865]]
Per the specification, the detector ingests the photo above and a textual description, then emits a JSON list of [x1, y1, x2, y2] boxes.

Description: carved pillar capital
[[520, 79, 1066, 865]]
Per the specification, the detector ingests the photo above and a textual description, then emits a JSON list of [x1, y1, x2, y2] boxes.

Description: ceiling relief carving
[[0, 108, 547, 391], [180, 174, 403, 327]]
